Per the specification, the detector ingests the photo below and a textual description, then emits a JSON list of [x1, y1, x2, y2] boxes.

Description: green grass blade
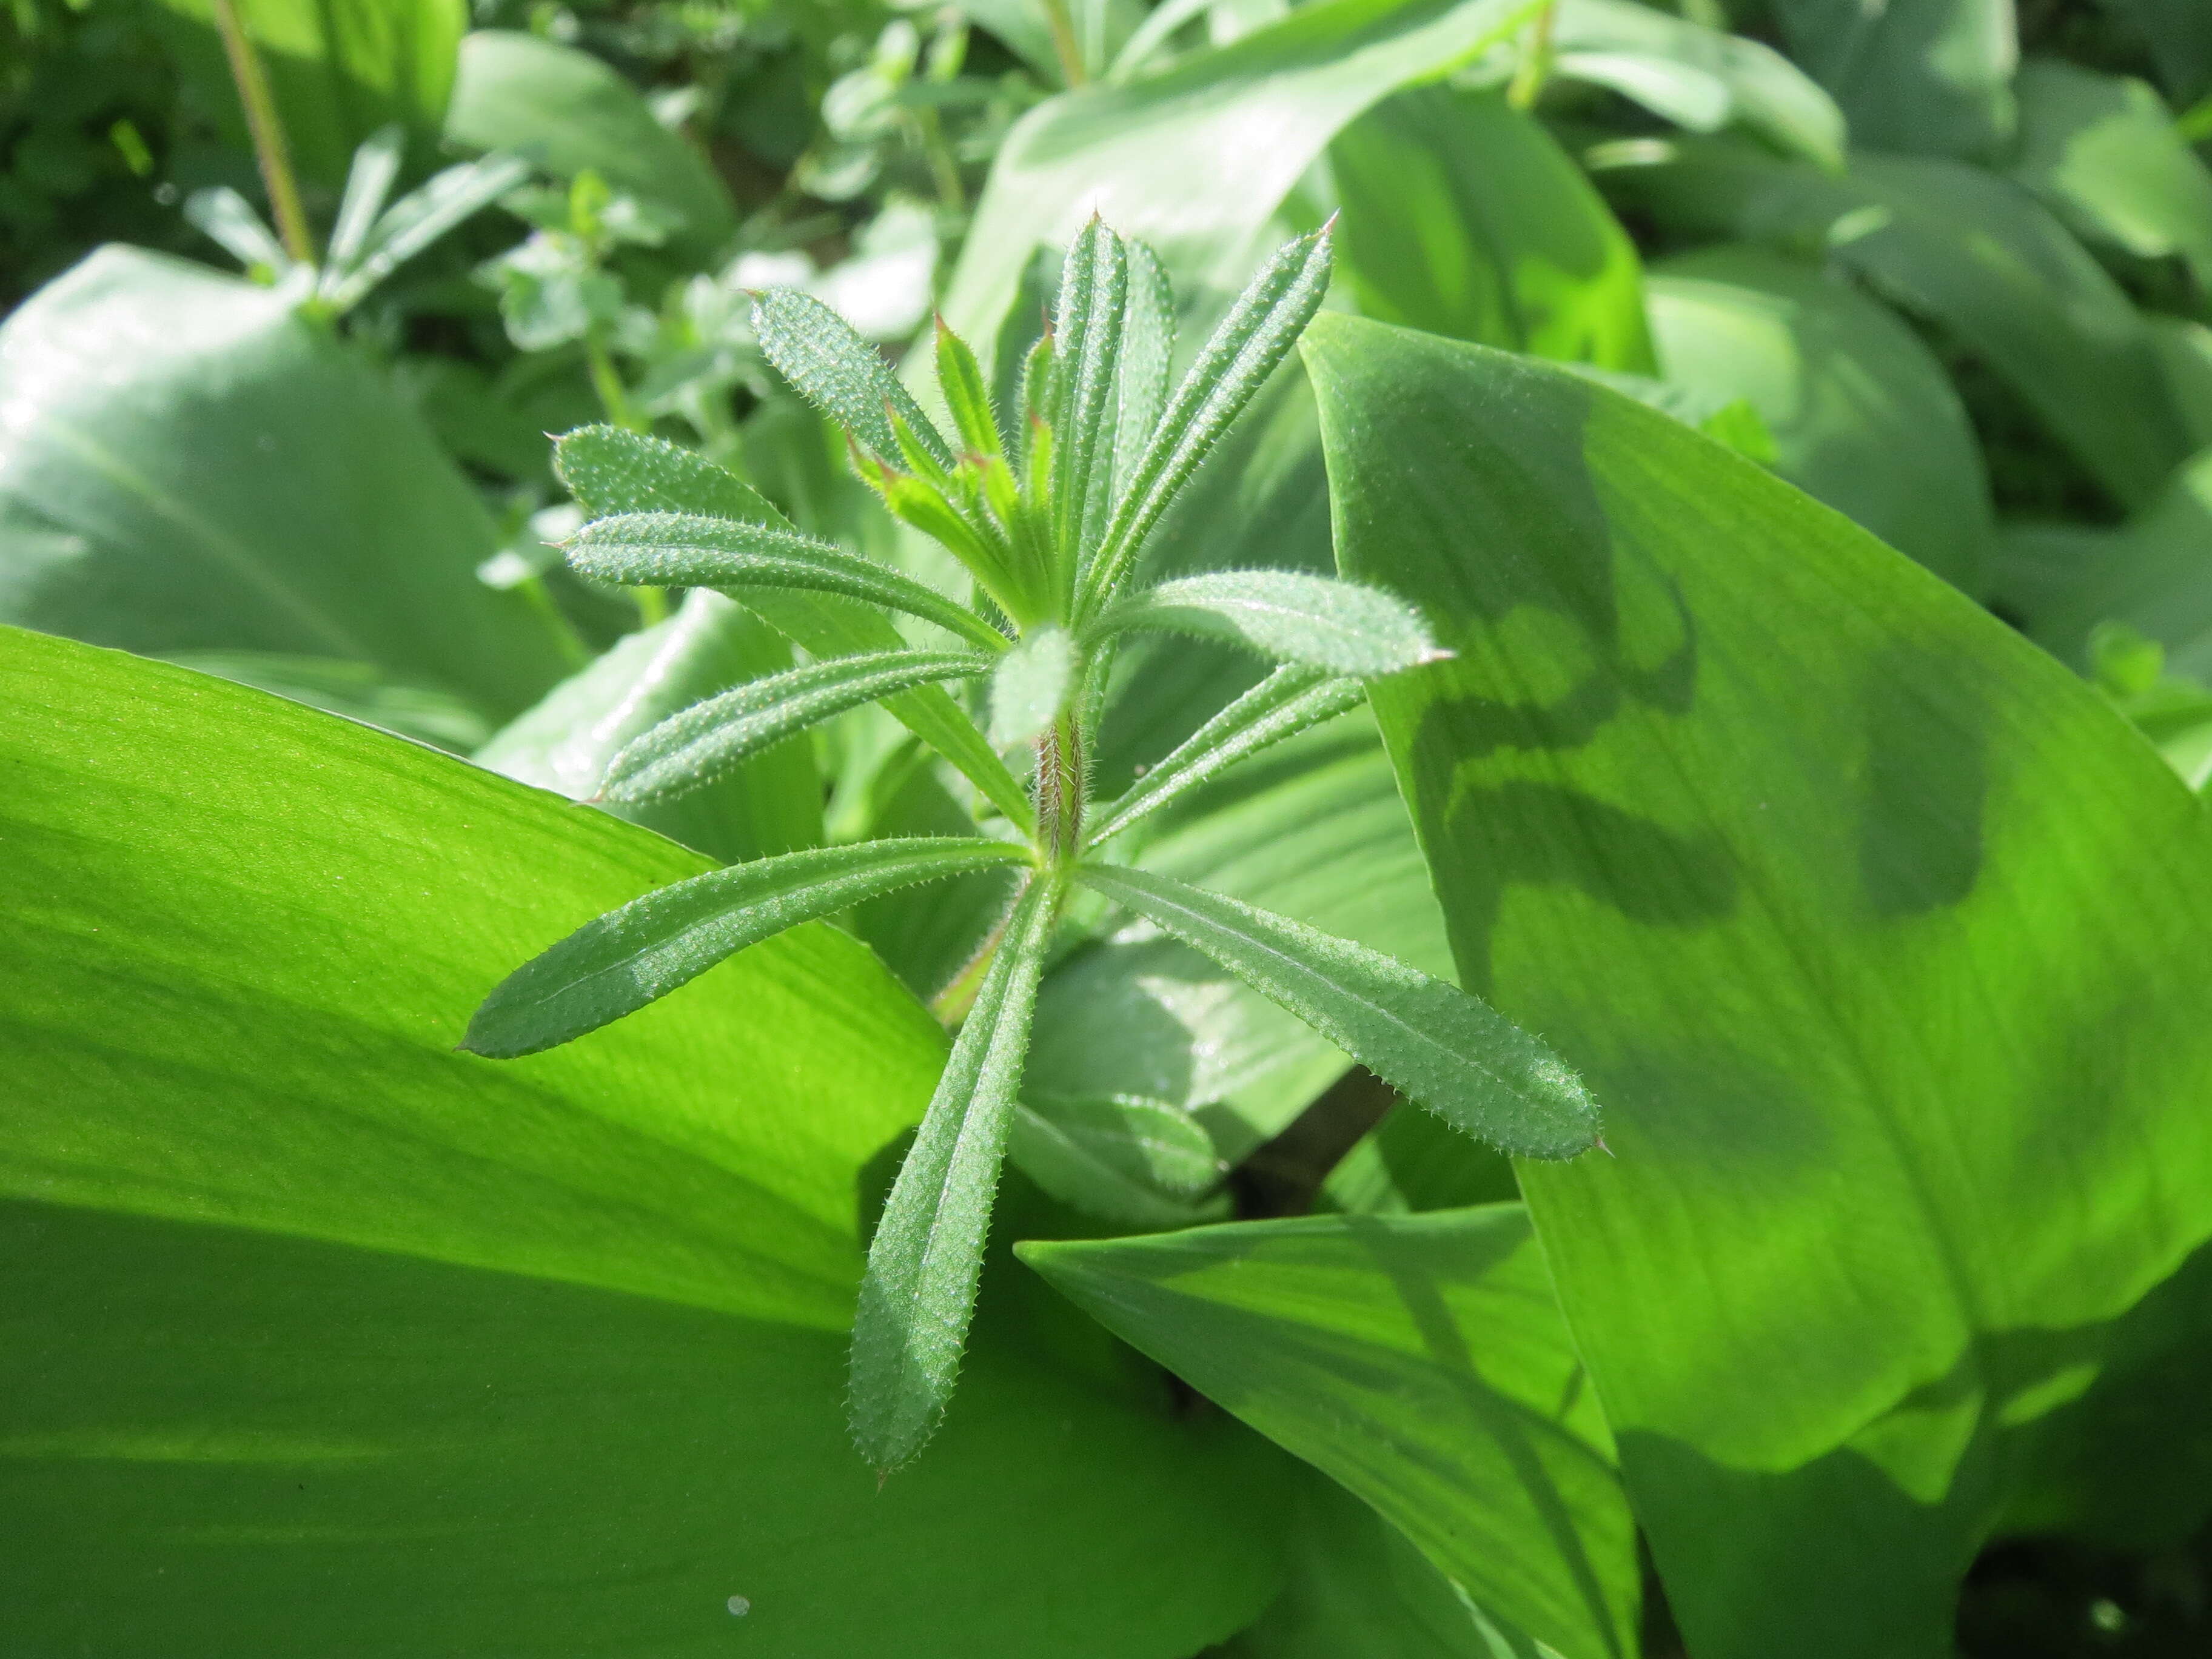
[[568, 512, 1009, 652], [556, 424, 791, 525], [604, 650, 993, 803], [463, 837, 1031, 1059], [851, 874, 1061, 1471], [1076, 863, 1601, 1160], [1085, 664, 1364, 847], [1049, 220, 1130, 581], [1113, 238, 1176, 500], [1076, 227, 1334, 624], [752, 287, 952, 466], [1103, 569, 1445, 676]]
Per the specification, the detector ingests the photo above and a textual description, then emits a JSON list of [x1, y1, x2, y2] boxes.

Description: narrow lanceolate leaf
[[1076, 227, 1335, 625], [327, 125, 405, 270], [462, 837, 1031, 1058], [604, 651, 993, 803], [1049, 220, 1131, 576], [935, 320, 1004, 460], [988, 626, 1076, 748], [552, 427, 1034, 831], [1103, 569, 1444, 677], [569, 512, 1008, 652], [556, 424, 791, 526], [752, 287, 953, 468], [1113, 239, 1176, 498], [1086, 664, 1364, 847], [327, 152, 534, 311], [1008, 1095, 1225, 1228], [1076, 863, 1601, 1161], [851, 876, 1061, 1470]]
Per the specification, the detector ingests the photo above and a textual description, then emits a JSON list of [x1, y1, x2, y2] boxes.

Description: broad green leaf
[[2007, 449, 2212, 684], [1546, 0, 1845, 169], [603, 649, 993, 803], [1104, 568, 1444, 677], [851, 876, 1059, 1471], [444, 29, 734, 252], [1646, 244, 1995, 592], [1771, 0, 2017, 159], [989, 624, 1077, 748], [2118, 0, 2212, 108], [1076, 863, 1601, 1160], [1604, 142, 2194, 508], [1559, 362, 1777, 461], [2009, 58, 2212, 290], [941, 0, 1539, 363], [1022, 1205, 1639, 1659], [752, 287, 952, 468], [463, 837, 1029, 1059], [1078, 227, 1336, 622], [1330, 87, 1655, 371], [161, 651, 491, 752], [152, 0, 463, 185], [555, 426, 1033, 829], [1308, 312, 2212, 1659], [476, 589, 823, 865], [1227, 1472, 1543, 1659], [0, 626, 1288, 1657], [1007, 1094, 1228, 1228], [1088, 664, 1364, 846], [1050, 218, 1131, 571], [567, 512, 1008, 652], [0, 247, 564, 717]]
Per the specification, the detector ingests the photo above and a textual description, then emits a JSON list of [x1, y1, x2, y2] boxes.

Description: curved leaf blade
[[464, 837, 1031, 1059], [753, 287, 953, 467], [605, 650, 993, 803], [851, 876, 1060, 1471], [568, 512, 1007, 652], [1075, 863, 1601, 1160]]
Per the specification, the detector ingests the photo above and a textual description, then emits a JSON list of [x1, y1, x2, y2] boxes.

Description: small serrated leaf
[[604, 649, 993, 803], [752, 287, 952, 466], [1104, 569, 1443, 677], [463, 837, 1031, 1058], [988, 626, 1076, 748], [851, 875, 1061, 1471], [556, 424, 790, 525], [1075, 863, 1601, 1161]]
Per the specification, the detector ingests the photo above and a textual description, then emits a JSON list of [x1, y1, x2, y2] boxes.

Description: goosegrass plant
[[461, 220, 1604, 1472]]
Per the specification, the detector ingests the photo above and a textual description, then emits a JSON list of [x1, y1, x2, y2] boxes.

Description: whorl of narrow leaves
[[1086, 664, 1364, 847], [462, 839, 1031, 1058], [850, 876, 1062, 1472], [751, 287, 952, 468], [568, 512, 1009, 652], [603, 649, 994, 803], [1101, 569, 1446, 677], [1076, 863, 1602, 1161], [1076, 226, 1336, 625]]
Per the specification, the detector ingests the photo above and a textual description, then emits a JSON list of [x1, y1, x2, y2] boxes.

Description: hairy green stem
[[209, 0, 315, 266], [1035, 711, 1085, 866]]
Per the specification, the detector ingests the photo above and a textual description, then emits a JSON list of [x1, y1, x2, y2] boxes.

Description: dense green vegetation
[[4, 2, 2211, 1655]]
